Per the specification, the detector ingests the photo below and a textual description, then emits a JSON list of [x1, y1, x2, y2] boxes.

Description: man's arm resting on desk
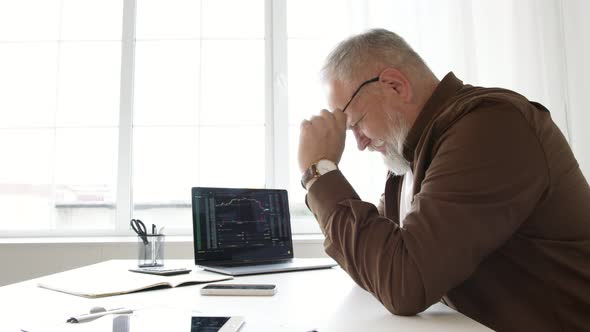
[[305, 108, 548, 315]]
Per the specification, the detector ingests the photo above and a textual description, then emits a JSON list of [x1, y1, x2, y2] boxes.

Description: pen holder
[[137, 234, 165, 267]]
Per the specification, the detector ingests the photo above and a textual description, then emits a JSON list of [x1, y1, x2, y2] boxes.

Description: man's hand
[[298, 109, 347, 174]]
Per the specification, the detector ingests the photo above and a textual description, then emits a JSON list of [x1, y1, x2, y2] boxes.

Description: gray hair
[[321, 28, 432, 84]]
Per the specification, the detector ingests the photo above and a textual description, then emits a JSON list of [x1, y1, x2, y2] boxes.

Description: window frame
[[0, 0, 323, 238], [116, 0, 299, 236]]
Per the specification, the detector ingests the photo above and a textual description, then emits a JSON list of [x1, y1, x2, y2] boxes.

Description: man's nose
[[352, 127, 370, 151]]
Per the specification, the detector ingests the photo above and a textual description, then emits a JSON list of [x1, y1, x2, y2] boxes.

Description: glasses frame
[[341, 76, 380, 113]]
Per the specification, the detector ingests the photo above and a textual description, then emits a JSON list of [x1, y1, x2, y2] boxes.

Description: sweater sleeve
[[305, 105, 549, 315]]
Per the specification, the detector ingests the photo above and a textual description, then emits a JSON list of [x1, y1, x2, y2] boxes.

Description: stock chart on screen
[[192, 188, 291, 251]]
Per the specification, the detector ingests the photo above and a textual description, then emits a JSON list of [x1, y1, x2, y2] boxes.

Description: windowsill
[[0, 234, 325, 245]]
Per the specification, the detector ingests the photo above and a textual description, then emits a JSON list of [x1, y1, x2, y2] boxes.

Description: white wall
[[0, 236, 327, 286]]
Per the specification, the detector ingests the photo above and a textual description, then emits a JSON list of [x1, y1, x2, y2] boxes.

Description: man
[[298, 28, 590, 331]]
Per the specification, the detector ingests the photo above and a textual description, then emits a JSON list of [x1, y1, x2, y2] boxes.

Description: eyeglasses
[[341, 76, 379, 113]]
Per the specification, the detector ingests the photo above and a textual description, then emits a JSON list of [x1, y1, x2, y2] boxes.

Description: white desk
[[1, 260, 490, 331]]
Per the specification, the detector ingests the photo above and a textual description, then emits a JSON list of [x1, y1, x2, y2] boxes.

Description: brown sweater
[[306, 73, 590, 331]]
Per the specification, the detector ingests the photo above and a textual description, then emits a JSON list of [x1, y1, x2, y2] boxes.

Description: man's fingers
[[320, 109, 334, 119], [300, 119, 311, 130], [302, 109, 345, 133], [332, 109, 347, 131], [309, 115, 325, 125], [320, 109, 339, 131]]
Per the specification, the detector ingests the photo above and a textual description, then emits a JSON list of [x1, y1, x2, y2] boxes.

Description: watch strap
[[301, 159, 338, 190]]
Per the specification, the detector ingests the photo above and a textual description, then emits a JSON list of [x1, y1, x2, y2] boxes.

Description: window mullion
[[265, 0, 288, 190], [115, 0, 137, 232]]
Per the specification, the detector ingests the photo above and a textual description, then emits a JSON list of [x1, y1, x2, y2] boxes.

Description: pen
[[66, 307, 134, 323], [152, 224, 156, 235]]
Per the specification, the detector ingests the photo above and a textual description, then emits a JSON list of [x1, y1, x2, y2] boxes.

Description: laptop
[[191, 187, 337, 276]]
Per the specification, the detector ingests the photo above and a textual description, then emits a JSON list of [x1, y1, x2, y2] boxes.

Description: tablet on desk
[[125, 313, 245, 332], [189, 316, 245, 332]]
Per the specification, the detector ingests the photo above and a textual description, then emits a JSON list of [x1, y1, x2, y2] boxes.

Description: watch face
[[316, 159, 337, 174], [301, 160, 337, 189]]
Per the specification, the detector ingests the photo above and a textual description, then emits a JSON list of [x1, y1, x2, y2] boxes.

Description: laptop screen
[[191, 187, 293, 264]]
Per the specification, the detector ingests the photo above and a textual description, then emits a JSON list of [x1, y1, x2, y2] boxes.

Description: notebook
[[37, 262, 233, 298], [191, 187, 337, 276]]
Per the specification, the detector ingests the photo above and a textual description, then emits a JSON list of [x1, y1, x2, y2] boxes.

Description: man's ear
[[379, 67, 413, 103]]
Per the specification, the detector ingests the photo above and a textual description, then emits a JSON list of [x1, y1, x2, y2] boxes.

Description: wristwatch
[[300, 159, 338, 190]]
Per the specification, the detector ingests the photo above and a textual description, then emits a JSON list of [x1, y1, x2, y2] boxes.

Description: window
[[0, 0, 286, 236], [0, 0, 580, 237], [0, 0, 122, 233], [131, 0, 266, 232]]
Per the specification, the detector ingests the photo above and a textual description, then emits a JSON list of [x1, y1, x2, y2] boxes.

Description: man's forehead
[[327, 79, 352, 109], [329, 79, 349, 93]]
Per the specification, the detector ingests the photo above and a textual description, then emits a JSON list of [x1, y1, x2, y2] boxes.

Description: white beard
[[382, 112, 411, 175]]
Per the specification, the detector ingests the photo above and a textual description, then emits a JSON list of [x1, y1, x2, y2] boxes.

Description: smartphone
[[128, 267, 192, 276], [191, 316, 244, 332], [200, 283, 277, 296], [128, 312, 244, 331]]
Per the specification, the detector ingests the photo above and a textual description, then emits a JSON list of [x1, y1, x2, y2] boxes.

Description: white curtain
[[288, 0, 590, 205], [359, 0, 566, 132], [562, 0, 590, 179], [366, 0, 589, 177]]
